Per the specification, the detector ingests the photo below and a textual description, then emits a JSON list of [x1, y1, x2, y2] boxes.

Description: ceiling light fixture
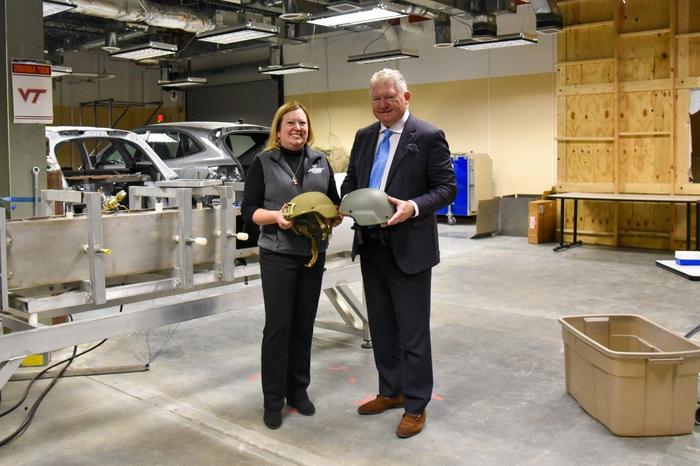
[[43, 0, 76, 17], [454, 32, 538, 50], [196, 22, 278, 45], [308, 6, 407, 28], [158, 77, 208, 88], [258, 63, 320, 75], [347, 48, 418, 64], [109, 41, 177, 60], [51, 65, 73, 77], [158, 76, 207, 89]]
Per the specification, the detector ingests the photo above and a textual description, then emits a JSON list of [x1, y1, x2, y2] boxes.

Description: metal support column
[[0, 1, 47, 219]]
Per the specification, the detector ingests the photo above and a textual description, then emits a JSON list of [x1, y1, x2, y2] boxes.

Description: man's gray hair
[[370, 68, 408, 95]]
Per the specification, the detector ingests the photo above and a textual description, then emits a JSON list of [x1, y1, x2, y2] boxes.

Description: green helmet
[[339, 188, 395, 226], [283, 191, 339, 267]]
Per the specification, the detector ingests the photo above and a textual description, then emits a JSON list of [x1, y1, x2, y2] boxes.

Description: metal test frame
[[0, 181, 369, 390]]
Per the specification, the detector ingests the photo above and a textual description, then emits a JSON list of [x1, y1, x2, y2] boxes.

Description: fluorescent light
[[258, 63, 320, 75], [196, 22, 278, 45], [110, 41, 177, 60], [43, 0, 76, 17], [51, 65, 73, 77], [347, 49, 418, 64], [308, 7, 407, 28], [158, 77, 208, 88], [454, 32, 538, 51]]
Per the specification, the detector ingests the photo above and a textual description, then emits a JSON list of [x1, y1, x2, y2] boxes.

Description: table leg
[[556, 198, 565, 249], [573, 199, 579, 244], [687, 203, 691, 250], [554, 198, 583, 252], [696, 203, 699, 251]]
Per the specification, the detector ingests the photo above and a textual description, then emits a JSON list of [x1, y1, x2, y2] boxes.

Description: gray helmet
[[340, 188, 395, 226]]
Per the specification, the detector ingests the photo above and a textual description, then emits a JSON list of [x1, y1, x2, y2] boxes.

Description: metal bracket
[[217, 185, 236, 282], [175, 188, 194, 289], [85, 192, 107, 305]]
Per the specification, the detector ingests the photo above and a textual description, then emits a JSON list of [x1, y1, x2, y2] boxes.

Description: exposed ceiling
[[43, 0, 562, 72]]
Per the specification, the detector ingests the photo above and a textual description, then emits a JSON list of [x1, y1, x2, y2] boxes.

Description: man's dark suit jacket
[[341, 114, 457, 274]]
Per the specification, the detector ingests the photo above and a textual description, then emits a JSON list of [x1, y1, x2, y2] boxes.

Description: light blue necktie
[[368, 130, 393, 189]]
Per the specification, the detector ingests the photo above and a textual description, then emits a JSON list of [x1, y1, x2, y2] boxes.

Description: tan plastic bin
[[560, 314, 700, 436]]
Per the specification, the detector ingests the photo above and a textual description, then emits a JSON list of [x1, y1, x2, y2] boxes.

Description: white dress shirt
[[375, 110, 419, 217]]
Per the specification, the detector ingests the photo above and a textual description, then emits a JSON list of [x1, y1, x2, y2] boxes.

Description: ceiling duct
[[471, 14, 497, 41], [433, 14, 452, 48], [531, 0, 563, 34], [68, 0, 217, 33], [102, 30, 120, 52], [467, 0, 516, 14], [280, 0, 310, 21]]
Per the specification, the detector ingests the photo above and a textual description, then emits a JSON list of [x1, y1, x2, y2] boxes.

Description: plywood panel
[[619, 137, 672, 186], [564, 94, 615, 137], [558, 61, 615, 87], [689, 38, 700, 76], [559, 24, 617, 62], [618, 33, 671, 82], [677, 0, 700, 34], [618, 90, 673, 132], [564, 143, 614, 183], [559, 0, 614, 26], [618, 203, 673, 232], [562, 200, 615, 246], [619, 0, 671, 33]]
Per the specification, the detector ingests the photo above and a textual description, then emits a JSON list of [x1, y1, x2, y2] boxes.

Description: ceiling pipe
[[81, 30, 146, 50], [69, 0, 217, 33]]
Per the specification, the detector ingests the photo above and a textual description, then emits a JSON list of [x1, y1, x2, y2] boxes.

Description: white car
[[46, 126, 178, 200]]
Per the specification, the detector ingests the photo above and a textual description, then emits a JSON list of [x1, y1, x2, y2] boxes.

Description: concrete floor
[[3, 221, 700, 465]]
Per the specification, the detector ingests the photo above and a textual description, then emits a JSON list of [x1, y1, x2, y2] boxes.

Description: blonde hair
[[264, 101, 314, 152]]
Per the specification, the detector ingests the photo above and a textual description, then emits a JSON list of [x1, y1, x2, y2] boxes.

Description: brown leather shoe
[[357, 394, 404, 415], [396, 411, 426, 438]]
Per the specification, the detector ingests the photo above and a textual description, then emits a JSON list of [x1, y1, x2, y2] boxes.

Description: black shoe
[[263, 410, 282, 429], [288, 397, 315, 416]]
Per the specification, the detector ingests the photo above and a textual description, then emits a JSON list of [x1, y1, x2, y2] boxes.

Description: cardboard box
[[528, 200, 556, 244], [560, 314, 700, 436]]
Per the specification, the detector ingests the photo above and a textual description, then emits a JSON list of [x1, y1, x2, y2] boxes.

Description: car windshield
[[222, 133, 266, 172]]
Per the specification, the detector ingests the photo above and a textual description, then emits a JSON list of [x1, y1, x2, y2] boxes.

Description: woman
[[241, 101, 341, 430]]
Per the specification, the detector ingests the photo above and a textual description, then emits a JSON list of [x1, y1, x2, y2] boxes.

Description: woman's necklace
[[289, 152, 304, 186]]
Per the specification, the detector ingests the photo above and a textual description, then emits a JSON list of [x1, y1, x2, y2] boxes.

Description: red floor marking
[[346, 376, 357, 384], [432, 393, 443, 401], [247, 374, 259, 382], [352, 394, 376, 406], [327, 365, 349, 372]]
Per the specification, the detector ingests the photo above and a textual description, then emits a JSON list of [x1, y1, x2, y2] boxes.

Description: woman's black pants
[[259, 248, 326, 411]]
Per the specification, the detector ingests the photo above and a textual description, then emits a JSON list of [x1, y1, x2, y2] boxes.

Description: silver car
[[133, 121, 269, 180]]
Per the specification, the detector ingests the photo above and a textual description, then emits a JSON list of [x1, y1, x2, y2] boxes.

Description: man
[[341, 69, 456, 438]]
